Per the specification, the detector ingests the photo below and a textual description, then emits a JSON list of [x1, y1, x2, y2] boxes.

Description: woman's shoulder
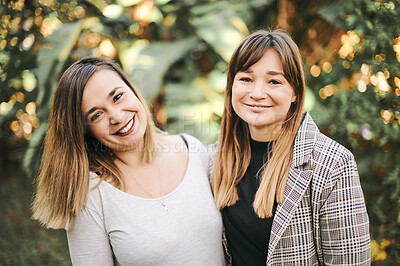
[[302, 113, 354, 166], [84, 173, 111, 210], [314, 131, 354, 166], [88, 172, 104, 190]]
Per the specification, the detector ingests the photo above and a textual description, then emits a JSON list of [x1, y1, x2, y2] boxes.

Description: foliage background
[[1, 0, 399, 264]]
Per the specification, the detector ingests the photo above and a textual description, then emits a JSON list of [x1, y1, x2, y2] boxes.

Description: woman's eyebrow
[[240, 69, 284, 76], [108, 86, 122, 98], [266, 70, 284, 76]]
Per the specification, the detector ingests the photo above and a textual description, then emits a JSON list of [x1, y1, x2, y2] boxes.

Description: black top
[[221, 138, 277, 266]]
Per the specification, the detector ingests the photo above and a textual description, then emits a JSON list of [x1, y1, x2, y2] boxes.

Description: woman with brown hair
[[32, 57, 225, 265], [210, 29, 370, 265]]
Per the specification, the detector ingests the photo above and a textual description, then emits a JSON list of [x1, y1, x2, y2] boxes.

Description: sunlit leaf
[[164, 65, 220, 144], [164, 79, 220, 144], [85, 0, 108, 11], [126, 37, 198, 101], [35, 21, 82, 110], [190, 2, 245, 62], [317, 1, 348, 30]]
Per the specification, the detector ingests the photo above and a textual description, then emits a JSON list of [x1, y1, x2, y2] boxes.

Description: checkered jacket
[[209, 112, 370, 265]]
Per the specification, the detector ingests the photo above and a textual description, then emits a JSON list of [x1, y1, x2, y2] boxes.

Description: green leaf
[[163, 63, 221, 143], [85, 0, 108, 11], [126, 37, 198, 101], [382, 166, 400, 200], [35, 21, 82, 111], [164, 80, 220, 144], [317, 1, 348, 29], [190, 2, 245, 62], [22, 122, 48, 177]]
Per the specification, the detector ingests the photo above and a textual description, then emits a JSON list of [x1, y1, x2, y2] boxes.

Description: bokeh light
[[393, 35, 400, 62], [375, 71, 391, 93], [381, 109, 394, 124], [322, 61, 332, 73], [310, 65, 321, 77], [103, 5, 124, 19], [319, 84, 338, 99], [339, 31, 360, 60], [99, 39, 117, 58], [9, 104, 39, 140]]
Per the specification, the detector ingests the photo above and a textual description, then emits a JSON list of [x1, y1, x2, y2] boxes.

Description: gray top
[[67, 134, 225, 266]]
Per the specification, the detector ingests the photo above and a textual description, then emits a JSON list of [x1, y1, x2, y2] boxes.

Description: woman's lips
[[113, 116, 135, 136], [247, 104, 269, 108], [245, 103, 271, 109]]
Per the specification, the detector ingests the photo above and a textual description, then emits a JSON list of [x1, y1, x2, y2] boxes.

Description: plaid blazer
[[209, 112, 370, 265]]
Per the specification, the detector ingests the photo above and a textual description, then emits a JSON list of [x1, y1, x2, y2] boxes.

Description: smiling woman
[[210, 29, 370, 265], [31, 57, 225, 265]]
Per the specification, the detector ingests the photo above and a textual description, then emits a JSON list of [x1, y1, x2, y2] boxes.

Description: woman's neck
[[249, 123, 282, 142], [113, 148, 145, 168], [113, 134, 161, 167]]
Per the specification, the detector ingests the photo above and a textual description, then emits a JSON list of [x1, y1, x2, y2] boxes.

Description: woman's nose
[[109, 109, 124, 125], [249, 81, 267, 100]]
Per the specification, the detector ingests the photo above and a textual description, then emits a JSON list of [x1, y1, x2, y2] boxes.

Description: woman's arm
[[67, 205, 114, 265], [319, 156, 370, 265]]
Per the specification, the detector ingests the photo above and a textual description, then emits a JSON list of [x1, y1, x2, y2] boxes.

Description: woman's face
[[81, 69, 147, 152], [231, 49, 296, 141]]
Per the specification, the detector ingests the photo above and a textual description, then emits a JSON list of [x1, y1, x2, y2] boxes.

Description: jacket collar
[[291, 112, 319, 168]]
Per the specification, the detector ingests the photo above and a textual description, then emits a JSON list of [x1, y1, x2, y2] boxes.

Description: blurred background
[[1, 0, 399, 264]]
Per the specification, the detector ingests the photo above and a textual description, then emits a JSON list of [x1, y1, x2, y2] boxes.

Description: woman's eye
[[270, 79, 282, 85], [239, 77, 251, 82], [90, 112, 102, 122], [113, 93, 123, 102]]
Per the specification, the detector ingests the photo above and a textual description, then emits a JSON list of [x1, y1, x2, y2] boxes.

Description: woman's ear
[[291, 94, 297, 103]]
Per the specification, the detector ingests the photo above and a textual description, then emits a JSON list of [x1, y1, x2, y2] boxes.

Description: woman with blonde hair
[[210, 29, 370, 265], [32, 57, 225, 265]]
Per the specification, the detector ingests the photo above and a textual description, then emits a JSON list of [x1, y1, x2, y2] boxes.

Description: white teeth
[[118, 118, 134, 134]]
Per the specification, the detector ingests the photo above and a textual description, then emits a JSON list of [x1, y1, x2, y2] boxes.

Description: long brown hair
[[211, 29, 306, 218], [32, 57, 158, 229]]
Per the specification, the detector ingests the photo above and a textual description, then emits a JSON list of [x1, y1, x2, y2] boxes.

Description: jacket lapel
[[267, 112, 319, 263]]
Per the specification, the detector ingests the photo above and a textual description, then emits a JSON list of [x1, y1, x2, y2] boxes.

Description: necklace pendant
[[161, 201, 168, 211]]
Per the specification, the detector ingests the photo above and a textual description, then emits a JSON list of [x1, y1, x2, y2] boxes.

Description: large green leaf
[[164, 79, 220, 144], [35, 21, 82, 117], [125, 37, 198, 101], [163, 60, 222, 144], [190, 1, 246, 62], [316, 0, 348, 30], [22, 122, 48, 176]]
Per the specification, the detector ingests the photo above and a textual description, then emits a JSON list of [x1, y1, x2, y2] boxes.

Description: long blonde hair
[[211, 30, 306, 218], [32, 57, 158, 229]]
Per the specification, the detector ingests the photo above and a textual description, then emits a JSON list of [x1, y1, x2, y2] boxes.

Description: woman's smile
[[113, 116, 135, 136], [245, 103, 272, 112]]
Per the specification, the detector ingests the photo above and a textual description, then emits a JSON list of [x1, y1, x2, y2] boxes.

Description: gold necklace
[[120, 157, 169, 211]]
